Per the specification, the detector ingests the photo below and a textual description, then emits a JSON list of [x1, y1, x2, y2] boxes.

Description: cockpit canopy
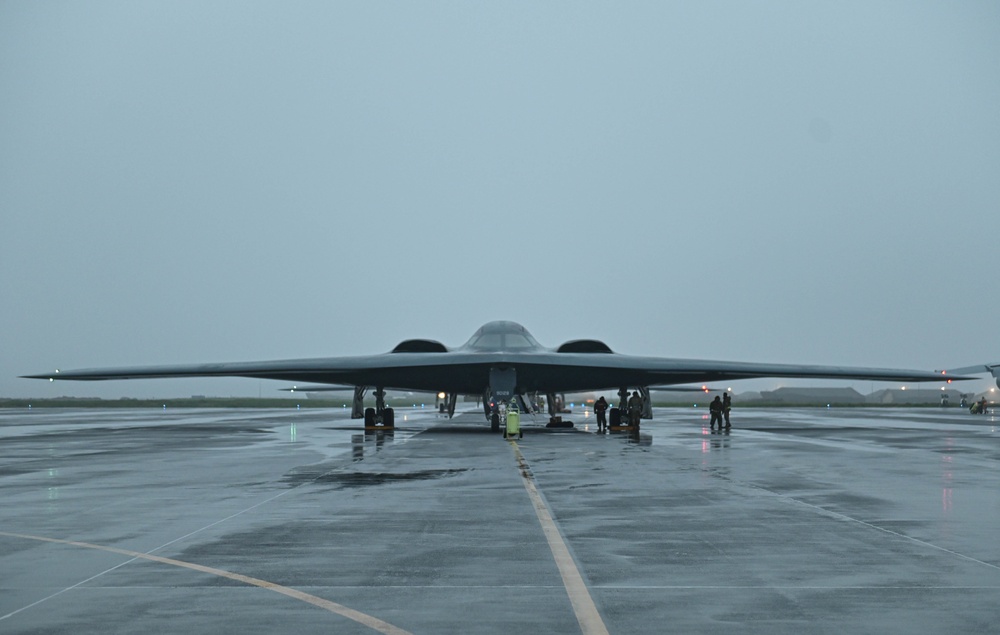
[[462, 321, 542, 351]]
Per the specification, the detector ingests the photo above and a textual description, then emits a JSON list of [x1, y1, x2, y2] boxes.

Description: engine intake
[[556, 339, 614, 354], [391, 339, 448, 353]]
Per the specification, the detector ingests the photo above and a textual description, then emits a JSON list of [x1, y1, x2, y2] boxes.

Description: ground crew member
[[594, 396, 609, 432], [709, 395, 723, 430], [722, 392, 732, 428], [627, 391, 643, 428]]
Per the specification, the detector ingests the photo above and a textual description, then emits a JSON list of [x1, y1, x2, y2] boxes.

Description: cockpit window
[[504, 334, 535, 349], [470, 333, 504, 349], [463, 322, 541, 351]]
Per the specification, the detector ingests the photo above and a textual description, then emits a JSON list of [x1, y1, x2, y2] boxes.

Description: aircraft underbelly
[[282, 363, 685, 395]]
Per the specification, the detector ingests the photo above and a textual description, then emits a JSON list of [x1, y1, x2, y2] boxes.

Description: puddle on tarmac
[[283, 468, 468, 488]]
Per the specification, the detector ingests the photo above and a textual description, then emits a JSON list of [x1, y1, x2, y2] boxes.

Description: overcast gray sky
[[2, 1, 998, 399]]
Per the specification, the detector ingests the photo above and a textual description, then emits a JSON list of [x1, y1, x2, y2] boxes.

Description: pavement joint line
[[780, 495, 1000, 571], [702, 467, 1000, 572], [0, 531, 414, 635], [69, 448, 353, 578], [0, 539, 141, 622], [509, 440, 610, 635]]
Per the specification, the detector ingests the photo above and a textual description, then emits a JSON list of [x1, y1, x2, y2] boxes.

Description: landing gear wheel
[[382, 407, 394, 428], [491, 413, 500, 432], [364, 407, 376, 427], [609, 407, 621, 427]]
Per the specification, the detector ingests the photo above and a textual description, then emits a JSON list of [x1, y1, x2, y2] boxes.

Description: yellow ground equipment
[[504, 401, 522, 439]]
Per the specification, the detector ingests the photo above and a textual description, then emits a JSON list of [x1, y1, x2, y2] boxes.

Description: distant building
[[758, 387, 865, 404], [866, 389, 964, 405]]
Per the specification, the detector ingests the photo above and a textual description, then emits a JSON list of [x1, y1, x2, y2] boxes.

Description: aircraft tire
[[609, 407, 621, 427], [383, 407, 394, 428], [364, 407, 376, 427], [491, 413, 500, 432]]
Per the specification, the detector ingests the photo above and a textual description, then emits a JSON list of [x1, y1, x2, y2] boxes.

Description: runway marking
[[0, 531, 412, 635], [508, 441, 610, 635]]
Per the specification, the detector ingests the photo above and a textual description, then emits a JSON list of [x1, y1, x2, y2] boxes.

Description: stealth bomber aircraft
[[25, 320, 964, 430]]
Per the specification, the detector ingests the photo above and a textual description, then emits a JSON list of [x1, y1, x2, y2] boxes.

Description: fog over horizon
[[2, 2, 998, 400]]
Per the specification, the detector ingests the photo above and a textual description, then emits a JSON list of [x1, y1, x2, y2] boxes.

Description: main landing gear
[[357, 386, 394, 430]]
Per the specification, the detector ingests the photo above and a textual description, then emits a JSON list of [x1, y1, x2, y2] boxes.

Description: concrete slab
[[1, 406, 999, 633]]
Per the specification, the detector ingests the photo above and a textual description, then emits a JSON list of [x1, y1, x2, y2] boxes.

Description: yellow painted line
[[508, 442, 610, 635], [0, 531, 412, 635]]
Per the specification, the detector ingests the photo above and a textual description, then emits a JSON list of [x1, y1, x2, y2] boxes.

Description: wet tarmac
[[2, 406, 999, 634]]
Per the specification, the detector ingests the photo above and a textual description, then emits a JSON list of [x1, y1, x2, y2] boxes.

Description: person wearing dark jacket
[[627, 391, 643, 428], [594, 396, 609, 432], [709, 395, 724, 430]]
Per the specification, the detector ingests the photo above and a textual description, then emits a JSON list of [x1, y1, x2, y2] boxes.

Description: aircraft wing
[[24, 321, 969, 394], [24, 350, 965, 395], [944, 363, 1000, 389], [536, 354, 962, 392], [22, 354, 463, 392], [944, 363, 1000, 375]]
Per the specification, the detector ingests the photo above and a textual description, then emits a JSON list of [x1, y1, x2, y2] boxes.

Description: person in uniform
[[722, 392, 732, 428], [709, 395, 723, 430], [594, 396, 609, 432], [627, 391, 643, 428]]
